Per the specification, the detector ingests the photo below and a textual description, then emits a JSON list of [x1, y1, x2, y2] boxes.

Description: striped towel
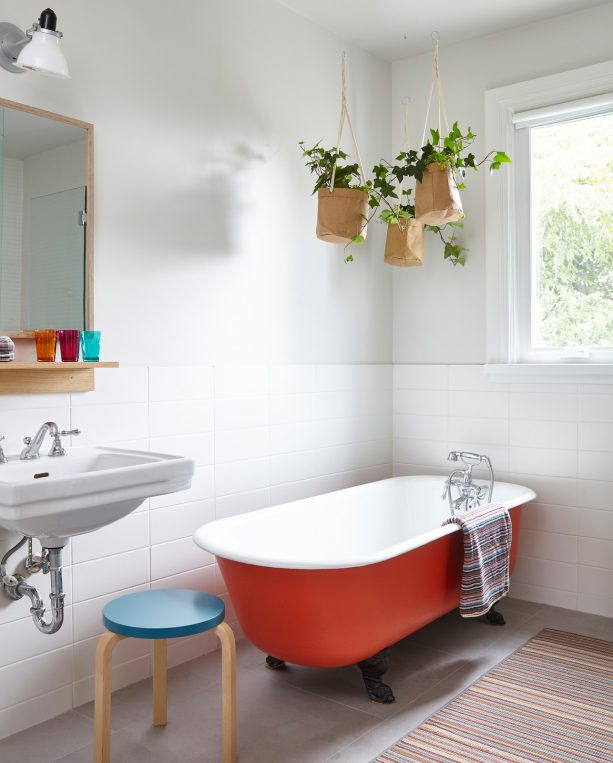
[[443, 503, 512, 618]]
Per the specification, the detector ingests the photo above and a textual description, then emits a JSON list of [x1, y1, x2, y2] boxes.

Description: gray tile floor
[[2, 599, 612, 763]]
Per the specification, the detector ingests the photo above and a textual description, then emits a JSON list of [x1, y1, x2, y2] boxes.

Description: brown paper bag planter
[[414, 164, 463, 226], [384, 219, 424, 267], [316, 188, 369, 245]]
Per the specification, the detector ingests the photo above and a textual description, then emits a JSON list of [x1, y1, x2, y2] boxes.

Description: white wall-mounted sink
[[0, 447, 194, 547]]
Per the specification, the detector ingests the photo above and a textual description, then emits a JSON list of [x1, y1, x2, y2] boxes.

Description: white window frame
[[484, 60, 613, 384]]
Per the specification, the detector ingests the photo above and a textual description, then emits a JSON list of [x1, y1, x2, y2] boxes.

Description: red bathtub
[[194, 475, 535, 668]]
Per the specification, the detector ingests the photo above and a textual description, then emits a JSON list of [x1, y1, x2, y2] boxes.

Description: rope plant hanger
[[329, 52, 366, 193], [414, 32, 464, 226], [299, 52, 370, 254], [381, 98, 425, 267], [408, 31, 511, 257]]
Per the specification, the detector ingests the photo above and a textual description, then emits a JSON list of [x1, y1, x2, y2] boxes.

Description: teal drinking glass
[[81, 330, 101, 362]]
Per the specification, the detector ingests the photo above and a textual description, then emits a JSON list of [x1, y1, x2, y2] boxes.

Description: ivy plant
[[371, 159, 468, 265], [299, 140, 381, 262], [370, 124, 511, 265], [393, 122, 510, 188], [426, 222, 468, 267], [299, 140, 369, 193]]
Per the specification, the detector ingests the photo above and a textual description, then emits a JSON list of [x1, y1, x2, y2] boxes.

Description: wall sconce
[[0, 8, 69, 78]]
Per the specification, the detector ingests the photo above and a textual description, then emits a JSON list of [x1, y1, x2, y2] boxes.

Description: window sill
[[484, 364, 613, 384]]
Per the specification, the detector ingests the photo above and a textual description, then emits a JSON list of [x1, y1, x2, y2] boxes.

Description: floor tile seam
[[320, 717, 389, 763], [52, 738, 93, 763], [266, 676, 386, 720], [29, 711, 93, 763], [70, 706, 95, 724]]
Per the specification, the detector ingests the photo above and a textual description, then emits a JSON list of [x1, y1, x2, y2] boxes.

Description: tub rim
[[193, 474, 536, 570]]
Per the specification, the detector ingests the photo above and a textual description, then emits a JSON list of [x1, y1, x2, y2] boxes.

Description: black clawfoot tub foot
[[357, 648, 395, 704], [265, 655, 287, 670], [483, 603, 506, 626]]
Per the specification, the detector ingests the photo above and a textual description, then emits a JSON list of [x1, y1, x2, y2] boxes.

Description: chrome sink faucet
[[442, 451, 494, 514], [20, 422, 81, 460]]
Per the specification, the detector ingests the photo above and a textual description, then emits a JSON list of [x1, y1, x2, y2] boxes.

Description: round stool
[[92, 589, 236, 763]]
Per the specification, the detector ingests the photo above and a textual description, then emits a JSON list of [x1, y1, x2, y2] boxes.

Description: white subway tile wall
[[0, 364, 392, 740], [394, 364, 613, 620]]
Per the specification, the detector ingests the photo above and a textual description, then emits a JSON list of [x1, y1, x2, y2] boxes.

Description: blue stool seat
[[102, 589, 225, 640]]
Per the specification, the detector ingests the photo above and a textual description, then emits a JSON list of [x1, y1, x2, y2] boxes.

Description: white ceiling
[[278, 0, 609, 61]]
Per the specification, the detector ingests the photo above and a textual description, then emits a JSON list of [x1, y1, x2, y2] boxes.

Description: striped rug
[[375, 629, 613, 763]]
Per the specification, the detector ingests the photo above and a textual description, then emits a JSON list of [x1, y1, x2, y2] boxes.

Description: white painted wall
[[0, 0, 392, 366], [391, 2, 613, 364]]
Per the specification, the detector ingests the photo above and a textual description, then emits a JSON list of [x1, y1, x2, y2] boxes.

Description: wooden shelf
[[0, 362, 119, 394]]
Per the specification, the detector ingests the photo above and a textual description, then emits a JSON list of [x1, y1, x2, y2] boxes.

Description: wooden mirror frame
[[0, 97, 93, 339]]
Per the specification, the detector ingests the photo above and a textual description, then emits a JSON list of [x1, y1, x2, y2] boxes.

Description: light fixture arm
[[0, 22, 29, 74]]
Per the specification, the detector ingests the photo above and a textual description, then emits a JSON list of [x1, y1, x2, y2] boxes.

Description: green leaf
[[352, 235, 365, 244], [493, 151, 511, 164], [344, 254, 354, 263]]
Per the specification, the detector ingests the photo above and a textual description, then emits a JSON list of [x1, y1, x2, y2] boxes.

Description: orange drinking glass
[[34, 330, 57, 362]]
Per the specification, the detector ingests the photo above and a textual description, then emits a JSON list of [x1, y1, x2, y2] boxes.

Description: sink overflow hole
[[33, 472, 50, 479]]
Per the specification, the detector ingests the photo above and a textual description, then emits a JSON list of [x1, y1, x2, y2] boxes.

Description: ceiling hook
[[341, 49, 346, 59], [430, 30, 440, 42], [401, 96, 411, 105]]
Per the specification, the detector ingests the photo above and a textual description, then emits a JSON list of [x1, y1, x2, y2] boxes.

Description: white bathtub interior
[[194, 475, 536, 569]]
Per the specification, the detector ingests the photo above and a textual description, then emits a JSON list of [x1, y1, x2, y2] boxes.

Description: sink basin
[[0, 447, 194, 547]]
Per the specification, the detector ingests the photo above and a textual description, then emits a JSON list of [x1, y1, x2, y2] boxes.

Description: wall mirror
[[0, 98, 93, 337]]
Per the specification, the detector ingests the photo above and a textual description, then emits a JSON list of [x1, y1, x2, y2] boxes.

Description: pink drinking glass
[[57, 330, 81, 362]]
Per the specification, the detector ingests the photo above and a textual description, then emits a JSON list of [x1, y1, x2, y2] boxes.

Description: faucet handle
[[48, 428, 81, 458], [0, 436, 7, 464]]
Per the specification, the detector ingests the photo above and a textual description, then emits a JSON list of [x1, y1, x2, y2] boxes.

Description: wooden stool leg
[[215, 622, 237, 763], [152, 639, 168, 727], [93, 632, 125, 763]]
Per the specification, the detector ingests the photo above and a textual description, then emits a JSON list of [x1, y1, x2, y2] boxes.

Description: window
[[484, 61, 613, 379], [515, 101, 613, 362]]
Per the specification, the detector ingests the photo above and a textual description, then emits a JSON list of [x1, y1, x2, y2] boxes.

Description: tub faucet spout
[[443, 451, 494, 514]]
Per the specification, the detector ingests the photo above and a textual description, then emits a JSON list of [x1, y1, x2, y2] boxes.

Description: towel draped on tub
[[443, 503, 512, 618]]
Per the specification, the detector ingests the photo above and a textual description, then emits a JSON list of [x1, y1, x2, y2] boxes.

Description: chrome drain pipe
[[1, 540, 65, 634]]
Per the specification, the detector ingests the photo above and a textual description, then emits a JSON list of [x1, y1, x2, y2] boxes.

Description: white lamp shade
[[17, 29, 69, 78]]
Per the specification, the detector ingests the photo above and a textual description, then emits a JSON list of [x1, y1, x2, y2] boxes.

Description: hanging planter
[[300, 54, 377, 259], [414, 163, 462, 225], [316, 187, 369, 245], [411, 34, 510, 229], [371, 99, 424, 268], [384, 218, 424, 267]]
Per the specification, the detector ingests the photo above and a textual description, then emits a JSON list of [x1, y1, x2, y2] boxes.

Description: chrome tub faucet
[[442, 451, 494, 514]]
